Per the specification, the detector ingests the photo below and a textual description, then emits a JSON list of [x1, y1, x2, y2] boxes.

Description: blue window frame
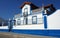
[[32, 16, 37, 24]]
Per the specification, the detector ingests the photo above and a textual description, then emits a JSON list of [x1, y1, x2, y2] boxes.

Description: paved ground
[[0, 32, 58, 38]]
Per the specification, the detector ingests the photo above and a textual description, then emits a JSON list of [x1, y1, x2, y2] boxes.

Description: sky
[[0, 0, 60, 20]]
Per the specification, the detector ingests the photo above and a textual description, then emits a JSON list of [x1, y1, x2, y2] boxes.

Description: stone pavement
[[0, 32, 58, 38]]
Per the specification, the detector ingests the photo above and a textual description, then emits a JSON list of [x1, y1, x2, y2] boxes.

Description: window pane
[[32, 16, 37, 24], [17, 21, 20, 25], [17, 19, 20, 25]]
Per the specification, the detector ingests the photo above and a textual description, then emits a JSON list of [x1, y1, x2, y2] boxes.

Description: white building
[[0, 2, 60, 36], [13, 2, 56, 29]]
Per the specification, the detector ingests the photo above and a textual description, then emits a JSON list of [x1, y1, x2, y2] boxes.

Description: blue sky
[[0, 0, 60, 20]]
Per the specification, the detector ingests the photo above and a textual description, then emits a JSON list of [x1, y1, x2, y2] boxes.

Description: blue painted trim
[[0, 29, 9, 32], [32, 16, 37, 24], [0, 29, 60, 37], [44, 16, 47, 29], [11, 29, 60, 37]]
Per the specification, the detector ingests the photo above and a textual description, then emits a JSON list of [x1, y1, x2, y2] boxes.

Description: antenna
[[41, 0, 44, 11], [42, 0, 44, 8]]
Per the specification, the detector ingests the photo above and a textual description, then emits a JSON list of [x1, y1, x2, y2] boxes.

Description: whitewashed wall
[[13, 24, 44, 29], [13, 13, 44, 29], [20, 17, 24, 25], [15, 18, 18, 25], [37, 13, 43, 24], [47, 9, 60, 29], [27, 13, 43, 24], [28, 15, 32, 24], [0, 26, 8, 29]]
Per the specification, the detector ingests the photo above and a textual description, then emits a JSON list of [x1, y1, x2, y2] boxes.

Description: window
[[17, 19, 20, 25], [14, 20, 16, 25], [32, 16, 37, 24], [23, 8, 28, 17]]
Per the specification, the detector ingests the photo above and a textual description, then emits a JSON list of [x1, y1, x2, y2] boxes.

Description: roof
[[20, 2, 56, 10], [44, 4, 53, 9], [20, 2, 39, 10], [20, 2, 31, 8], [20, 2, 56, 16], [44, 4, 56, 16]]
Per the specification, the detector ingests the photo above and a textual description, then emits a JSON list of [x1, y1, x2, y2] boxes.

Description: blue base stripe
[[12, 29, 60, 37], [0, 29, 60, 37], [0, 29, 9, 32]]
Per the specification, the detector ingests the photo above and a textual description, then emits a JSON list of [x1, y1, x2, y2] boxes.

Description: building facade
[[1, 2, 60, 37], [14, 2, 55, 27]]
